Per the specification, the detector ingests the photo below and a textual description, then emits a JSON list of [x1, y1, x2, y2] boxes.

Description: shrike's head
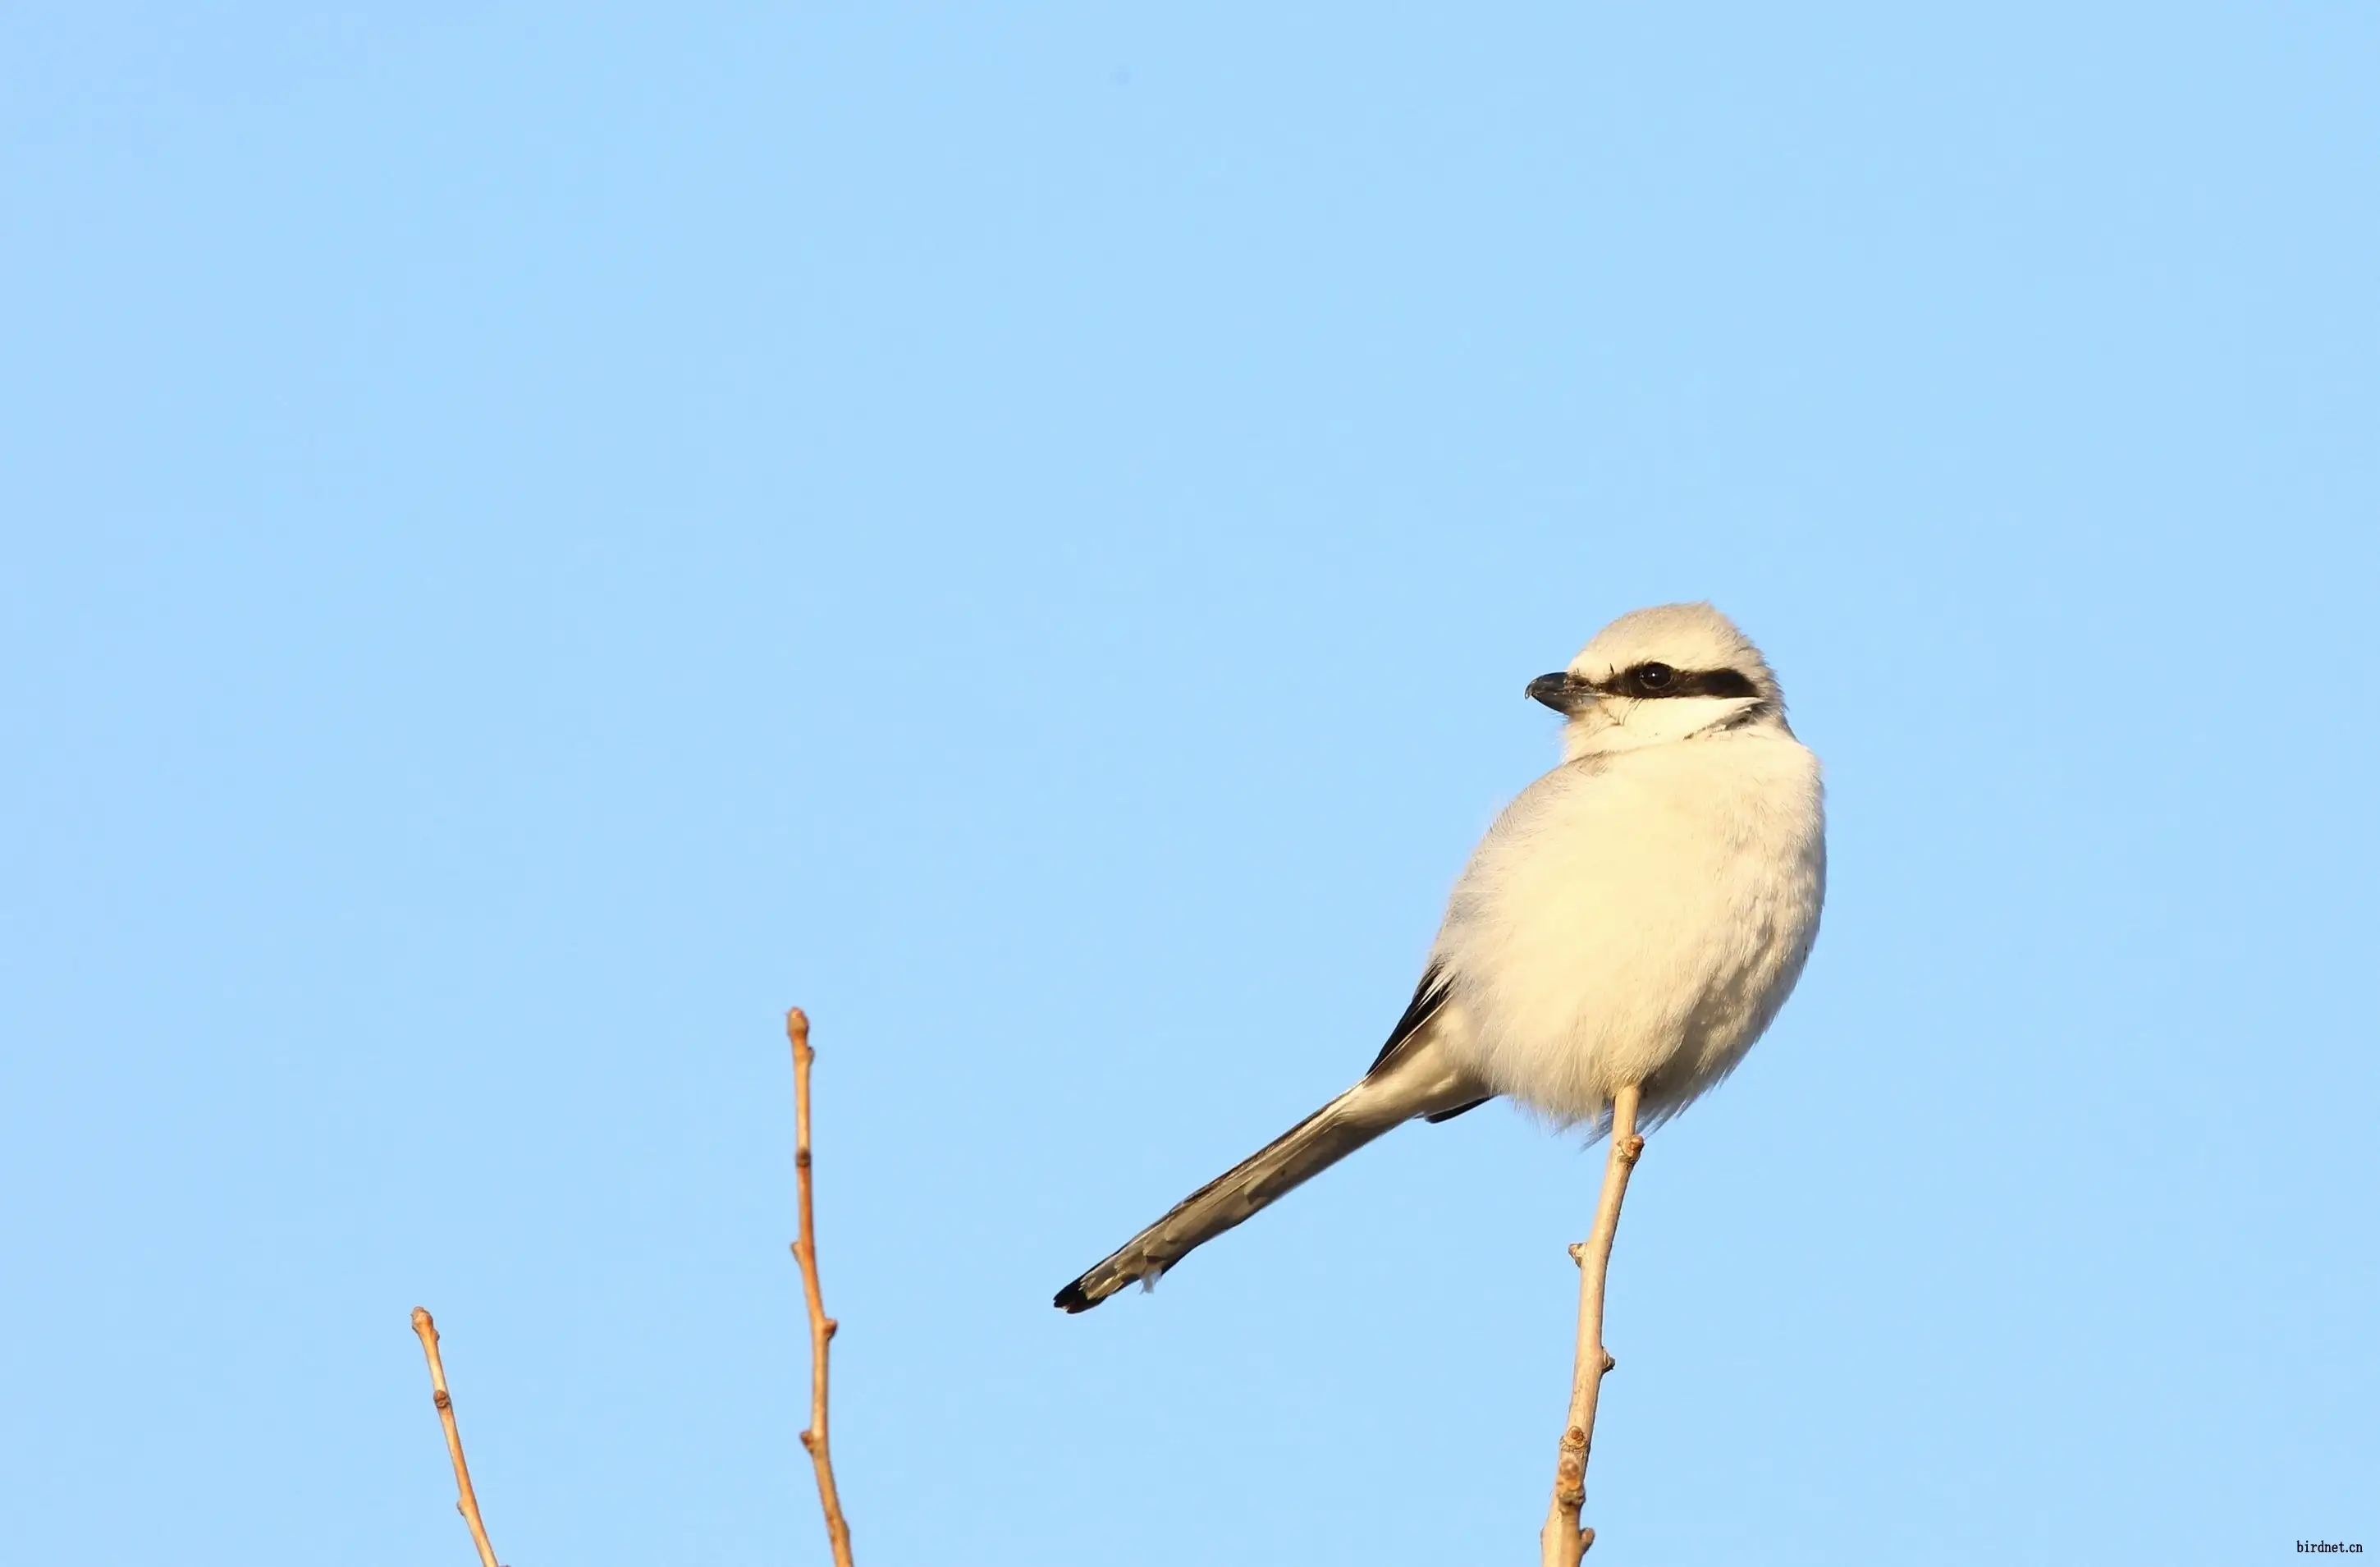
[[1527, 603, 1787, 758]]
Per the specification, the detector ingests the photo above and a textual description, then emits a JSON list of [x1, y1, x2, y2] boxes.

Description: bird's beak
[[1527, 671, 1592, 715]]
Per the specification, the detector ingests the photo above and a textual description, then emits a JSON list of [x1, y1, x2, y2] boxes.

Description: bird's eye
[[1632, 662, 1675, 693]]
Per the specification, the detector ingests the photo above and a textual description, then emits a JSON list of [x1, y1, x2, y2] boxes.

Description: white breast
[[1427, 728, 1826, 1126]]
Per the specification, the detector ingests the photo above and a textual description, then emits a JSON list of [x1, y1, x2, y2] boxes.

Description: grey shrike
[[1055, 603, 1826, 1313]]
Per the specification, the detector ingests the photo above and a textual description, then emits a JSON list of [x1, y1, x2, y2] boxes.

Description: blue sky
[[3, 4, 2373, 1563]]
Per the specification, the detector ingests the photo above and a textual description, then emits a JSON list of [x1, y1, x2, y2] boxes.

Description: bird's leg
[[1538, 1083, 1645, 1567]]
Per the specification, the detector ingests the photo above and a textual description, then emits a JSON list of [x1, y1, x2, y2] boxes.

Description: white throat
[[1565, 694, 1769, 760]]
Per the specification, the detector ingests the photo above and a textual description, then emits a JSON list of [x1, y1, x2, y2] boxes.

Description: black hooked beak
[[1526, 671, 1592, 715]]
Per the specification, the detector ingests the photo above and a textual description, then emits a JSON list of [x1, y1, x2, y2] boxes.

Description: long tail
[[1052, 1035, 1488, 1313]]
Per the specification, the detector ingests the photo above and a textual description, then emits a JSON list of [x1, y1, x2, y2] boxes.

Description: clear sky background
[[3, 4, 2373, 1564]]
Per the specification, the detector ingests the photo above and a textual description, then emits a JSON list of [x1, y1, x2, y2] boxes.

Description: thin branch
[[1538, 1083, 1645, 1567], [786, 1008, 857, 1567], [410, 1307, 503, 1567]]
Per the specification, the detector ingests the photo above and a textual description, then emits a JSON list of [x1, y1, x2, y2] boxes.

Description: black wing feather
[[1371, 962, 1452, 1070]]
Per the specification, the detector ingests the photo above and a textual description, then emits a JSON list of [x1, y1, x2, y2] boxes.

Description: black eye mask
[[1526, 663, 1762, 713], [1597, 662, 1760, 700]]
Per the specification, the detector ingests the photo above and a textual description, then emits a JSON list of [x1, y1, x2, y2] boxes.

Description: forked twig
[[410, 1307, 503, 1567], [1539, 1083, 1645, 1566], [786, 1008, 857, 1567]]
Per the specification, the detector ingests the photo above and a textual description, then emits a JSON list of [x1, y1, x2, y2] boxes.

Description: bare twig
[[410, 1307, 503, 1567], [1539, 1084, 1645, 1566], [786, 1008, 857, 1567]]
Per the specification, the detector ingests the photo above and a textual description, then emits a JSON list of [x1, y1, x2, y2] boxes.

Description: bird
[[1054, 602, 1826, 1313]]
